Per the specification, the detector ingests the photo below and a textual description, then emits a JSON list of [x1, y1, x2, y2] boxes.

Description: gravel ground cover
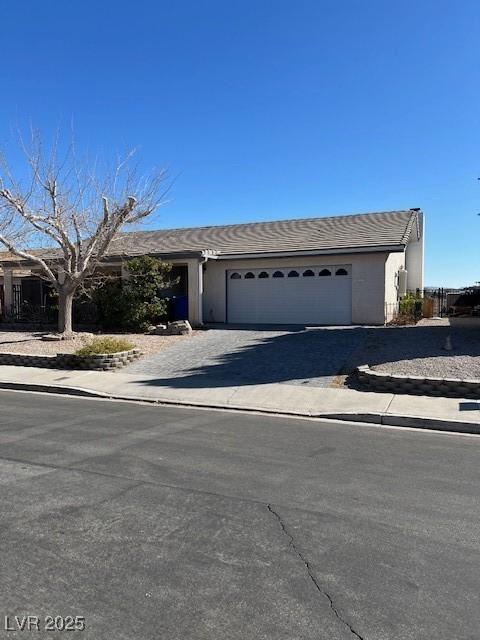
[[356, 319, 480, 380], [1, 319, 478, 383], [0, 330, 194, 357]]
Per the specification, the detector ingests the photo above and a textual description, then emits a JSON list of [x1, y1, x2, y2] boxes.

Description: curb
[[318, 412, 480, 434], [0, 380, 479, 435], [0, 380, 318, 416], [0, 380, 112, 399]]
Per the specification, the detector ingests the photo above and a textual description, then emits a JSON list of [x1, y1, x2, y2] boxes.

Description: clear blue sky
[[1, 0, 479, 286]]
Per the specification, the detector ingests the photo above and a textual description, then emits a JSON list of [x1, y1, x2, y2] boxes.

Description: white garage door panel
[[227, 266, 352, 324]]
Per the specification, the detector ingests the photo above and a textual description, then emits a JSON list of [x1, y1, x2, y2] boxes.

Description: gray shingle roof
[[108, 209, 419, 257]]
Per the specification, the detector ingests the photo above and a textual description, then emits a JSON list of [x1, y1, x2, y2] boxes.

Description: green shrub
[[94, 281, 130, 329], [94, 256, 176, 332], [398, 292, 423, 321], [75, 337, 135, 356]]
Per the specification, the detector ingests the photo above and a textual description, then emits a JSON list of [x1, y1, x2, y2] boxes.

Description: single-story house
[[0, 208, 424, 326]]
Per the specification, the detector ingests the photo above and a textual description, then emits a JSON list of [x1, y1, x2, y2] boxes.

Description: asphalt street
[[0, 390, 478, 639]]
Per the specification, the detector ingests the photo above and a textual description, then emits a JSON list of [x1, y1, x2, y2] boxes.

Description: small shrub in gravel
[[75, 337, 135, 356], [394, 293, 423, 323]]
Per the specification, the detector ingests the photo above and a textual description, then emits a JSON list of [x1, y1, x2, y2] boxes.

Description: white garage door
[[227, 265, 352, 325]]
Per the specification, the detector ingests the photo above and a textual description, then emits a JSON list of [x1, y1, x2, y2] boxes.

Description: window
[[319, 269, 331, 277], [287, 270, 299, 278], [272, 270, 284, 278], [244, 272, 255, 279], [303, 269, 314, 277], [335, 268, 348, 276], [230, 272, 241, 279], [258, 271, 269, 278]]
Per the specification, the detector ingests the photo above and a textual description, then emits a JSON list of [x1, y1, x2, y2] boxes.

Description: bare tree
[[0, 130, 169, 336]]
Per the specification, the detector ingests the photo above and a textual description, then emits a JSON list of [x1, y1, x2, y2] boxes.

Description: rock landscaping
[[0, 329, 196, 370], [350, 318, 480, 380], [357, 364, 480, 399], [351, 319, 480, 397], [148, 320, 193, 336]]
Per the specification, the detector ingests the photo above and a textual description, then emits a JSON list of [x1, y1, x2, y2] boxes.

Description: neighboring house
[[0, 209, 424, 326]]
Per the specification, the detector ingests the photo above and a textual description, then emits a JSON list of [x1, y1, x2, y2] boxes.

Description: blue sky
[[1, 0, 479, 286]]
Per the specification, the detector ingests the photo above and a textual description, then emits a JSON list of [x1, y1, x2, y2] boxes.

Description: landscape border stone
[[0, 348, 142, 371], [357, 364, 480, 399]]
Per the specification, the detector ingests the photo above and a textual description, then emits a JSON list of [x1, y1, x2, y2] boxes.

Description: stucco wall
[[384, 251, 405, 322], [203, 252, 390, 325], [405, 234, 424, 291], [404, 211, 424, 292]]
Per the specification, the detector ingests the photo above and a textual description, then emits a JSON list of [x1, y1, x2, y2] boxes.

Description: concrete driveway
[[128, 325, 368, 388]]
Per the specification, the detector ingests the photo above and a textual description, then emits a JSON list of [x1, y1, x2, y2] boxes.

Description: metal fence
[[385, 287, 475, 324], [4, 283, 98, 327], [11, 283, 22, 319], [422, 287, 476, 318]]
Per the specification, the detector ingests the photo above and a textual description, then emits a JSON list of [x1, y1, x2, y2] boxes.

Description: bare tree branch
[[0, 128, 170, 334], [0, 233, 57, 284]]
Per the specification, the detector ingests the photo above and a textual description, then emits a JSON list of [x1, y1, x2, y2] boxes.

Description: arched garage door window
[[335, 268, 348, 276], [230, 272, 241, 279], [258, 271, 269, 279], [303, 269, 314, 277], [244, 272, 255, 279], [272, 271, 284, 278]]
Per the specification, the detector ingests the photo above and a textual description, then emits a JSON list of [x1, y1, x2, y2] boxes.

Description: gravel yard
[[0, 320, 478, 384], [0, 330, 195, 357], [356, 318, 480, 380]]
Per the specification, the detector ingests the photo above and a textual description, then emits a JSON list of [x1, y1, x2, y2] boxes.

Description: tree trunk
[[57, 288, 75, 335]]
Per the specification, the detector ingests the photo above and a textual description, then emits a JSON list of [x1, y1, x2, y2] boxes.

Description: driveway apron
[[128, 326, 367, 389]]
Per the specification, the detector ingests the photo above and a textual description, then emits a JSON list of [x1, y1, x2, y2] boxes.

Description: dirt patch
[[0, 330, 198, 357]]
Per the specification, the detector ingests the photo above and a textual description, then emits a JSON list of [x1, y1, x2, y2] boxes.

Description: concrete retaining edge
[[0, 379, 478, 435], [357, 364, 480, 399], [0, 348, 142, 371]]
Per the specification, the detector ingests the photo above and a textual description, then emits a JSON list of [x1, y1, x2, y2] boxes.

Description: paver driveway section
[[128, 325, 368, 388]]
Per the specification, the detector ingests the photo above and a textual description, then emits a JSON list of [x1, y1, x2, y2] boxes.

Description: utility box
[[398, 268, 408, 297]]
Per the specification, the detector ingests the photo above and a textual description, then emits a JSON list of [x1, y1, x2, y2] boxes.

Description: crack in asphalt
[[267, 504, 364, 640]]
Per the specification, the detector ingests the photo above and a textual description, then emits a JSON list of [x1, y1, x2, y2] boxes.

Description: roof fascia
[[216, 245, 406, 260], [102, 250, 215, 263]]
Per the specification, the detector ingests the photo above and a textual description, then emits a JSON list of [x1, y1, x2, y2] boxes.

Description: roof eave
[[215, 244, 406, 260], [102, 249, 217, 263]]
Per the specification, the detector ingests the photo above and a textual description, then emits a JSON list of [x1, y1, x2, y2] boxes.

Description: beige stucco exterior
[[405, 225, 424, 292], [0, 213, 424, 327], [384, 251, 406, 322], [202, 251, 399, 325]]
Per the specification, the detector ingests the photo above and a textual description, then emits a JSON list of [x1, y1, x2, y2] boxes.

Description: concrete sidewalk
[[0, 365, 479, 433]]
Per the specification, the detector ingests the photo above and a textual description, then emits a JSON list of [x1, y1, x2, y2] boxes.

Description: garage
[[226, 265, 352, 324]]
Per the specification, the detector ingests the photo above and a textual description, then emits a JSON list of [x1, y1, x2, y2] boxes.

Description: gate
[[422, 287, 471, 317]]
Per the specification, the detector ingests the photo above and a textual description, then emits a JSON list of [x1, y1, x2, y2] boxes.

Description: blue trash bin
[[172, 295, 188, 321]]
